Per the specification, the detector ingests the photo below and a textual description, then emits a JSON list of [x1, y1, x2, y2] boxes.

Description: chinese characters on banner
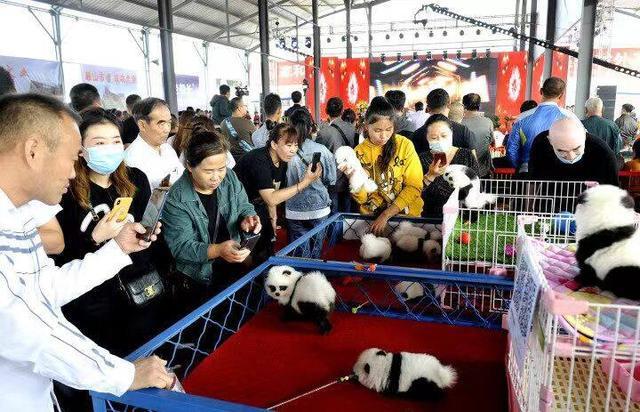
[[0, 55, 61, 96], [81, 64, 138, 110]]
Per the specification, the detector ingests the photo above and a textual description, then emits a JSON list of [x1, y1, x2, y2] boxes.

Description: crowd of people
[[1, 62, 640, 412]]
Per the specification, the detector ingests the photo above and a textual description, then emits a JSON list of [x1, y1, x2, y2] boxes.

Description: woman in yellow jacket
[[341, 96, 424, 235]]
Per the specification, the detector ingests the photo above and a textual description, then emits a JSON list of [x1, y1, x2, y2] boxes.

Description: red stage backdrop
[[306, 51, 567, 127], [305, 57, 370, 121]]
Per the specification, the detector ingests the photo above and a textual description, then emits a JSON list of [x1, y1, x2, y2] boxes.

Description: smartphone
[[107, 197, 133, 222], [239, 232, 261, 252], [433, 152, 447, 165], [138, 187, 169, 241], [311, 152, 322, 172]]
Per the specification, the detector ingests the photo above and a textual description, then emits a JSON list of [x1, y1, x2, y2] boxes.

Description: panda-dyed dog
[[265, 265, 336, 334], [353, 348, 457, 400], [574, 185, 640, 300], [443, 165, 496, 222]]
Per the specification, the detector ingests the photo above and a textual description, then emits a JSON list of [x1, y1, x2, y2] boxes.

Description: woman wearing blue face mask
[[419, 114, 481, 217], [54, 108, 166, 359]]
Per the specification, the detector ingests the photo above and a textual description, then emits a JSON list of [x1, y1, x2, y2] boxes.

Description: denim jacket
[[285, 139, 337, 220], [162, 170, 256, 284]]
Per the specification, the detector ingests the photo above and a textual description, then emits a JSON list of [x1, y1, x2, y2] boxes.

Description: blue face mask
[[84, 145, 125, 175], [429, 139, 451, 153]]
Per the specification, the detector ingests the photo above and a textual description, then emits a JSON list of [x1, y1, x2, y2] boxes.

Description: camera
[[235, 85, 249, 97]]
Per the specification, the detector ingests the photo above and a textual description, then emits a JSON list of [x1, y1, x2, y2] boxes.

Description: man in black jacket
[[121, 94, 141, 145], [529, 117, 619, 186], [411, 88, 477, 153]]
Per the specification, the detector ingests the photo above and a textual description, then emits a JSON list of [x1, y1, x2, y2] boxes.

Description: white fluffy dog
[[360, 233, 392, 262], [335, 146, 378, 193]]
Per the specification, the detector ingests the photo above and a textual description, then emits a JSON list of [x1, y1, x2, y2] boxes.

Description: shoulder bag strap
[[331, 123, 352, 148]]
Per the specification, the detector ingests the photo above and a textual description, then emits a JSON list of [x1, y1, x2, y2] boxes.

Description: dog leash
[[267, 373, 357, 410]]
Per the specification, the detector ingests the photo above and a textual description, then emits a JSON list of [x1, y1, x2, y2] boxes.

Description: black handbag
[[117, 268, 164, 306]]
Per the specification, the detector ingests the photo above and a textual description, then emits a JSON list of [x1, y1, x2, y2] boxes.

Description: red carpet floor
[[183, 304, 508, 411]]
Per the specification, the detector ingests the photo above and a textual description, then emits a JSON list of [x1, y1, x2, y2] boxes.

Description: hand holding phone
[[432, 151, 447, 166]]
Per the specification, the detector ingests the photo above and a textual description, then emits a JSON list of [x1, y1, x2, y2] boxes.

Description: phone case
[[108, 197, 133, 222]]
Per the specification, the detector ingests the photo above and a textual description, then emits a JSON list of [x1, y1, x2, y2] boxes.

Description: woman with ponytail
[[252, 93, 283, 148], [341, 96, 424, 235]]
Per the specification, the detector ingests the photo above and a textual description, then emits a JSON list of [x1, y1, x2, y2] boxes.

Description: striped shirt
[[506, 101, 580, 171], [0, 189, 135, 412]]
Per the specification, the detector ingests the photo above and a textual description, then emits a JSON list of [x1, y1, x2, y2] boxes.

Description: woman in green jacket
[[162, 130, 261, 301]]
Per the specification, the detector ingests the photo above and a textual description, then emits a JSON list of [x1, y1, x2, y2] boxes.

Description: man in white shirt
[[125, 98, 184, 189], [0, 93, 171, 412], [407, 101, 429, 131]]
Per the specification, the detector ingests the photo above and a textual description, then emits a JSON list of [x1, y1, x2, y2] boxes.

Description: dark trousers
[[331, 190, 354, 214], [287, 217, 328, 258]]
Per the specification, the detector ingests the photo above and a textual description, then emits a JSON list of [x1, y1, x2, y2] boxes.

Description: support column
[[519, 0, 528, 51], [543, 0, 557, 79], [345, 0, 352, 58], [50, 6, 65, 96], [225, 0, 230, 45], [513, 0, 520, 51], [312, 0, 321, 122], [367, 3, 373, 59], [258, 0, 270, 103], [525, 0, 537, 99], [157, 0, 178, 112], [142, 28, 152, 96], [574, 0, 596, 116]]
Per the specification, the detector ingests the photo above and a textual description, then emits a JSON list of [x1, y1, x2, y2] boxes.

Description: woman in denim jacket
[[286, 109, 337, 255]]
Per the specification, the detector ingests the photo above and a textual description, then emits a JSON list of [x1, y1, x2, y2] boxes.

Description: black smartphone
[[433, 152, 447, 165], [138, 187, 169, 241], [311, 152, 322, 172], [239, 232, 261, 252]]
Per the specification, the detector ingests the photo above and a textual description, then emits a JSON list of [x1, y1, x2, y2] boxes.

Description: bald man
[[528, 117, 619, 186]]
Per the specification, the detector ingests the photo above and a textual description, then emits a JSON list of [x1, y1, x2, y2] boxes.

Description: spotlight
[[396, 52, 401, 62], [471, 49, 477, 58], [442, 30, 448, 36], [399, 33, 404, 39], [291, 36, 298, 49], [353, 35, 358, 41], [491, 28, 497, 34], [413, 51, 418, 60], [305, 36, 312, 48], [456, 49, 461, 59], [327, 37, 331, 43], [370, 35, 373, 41], [426, 51, 432, 60], [381, 53, 385, 63], [443, 50, 448, 59], [279, 37, 286, 48], [476, 29, 481, 35], [429, 30, 434, 37], [385, 33, 390, 40], [415, 32, 419, 38], [459, 29, 464, 36], [341, 35, 346, 42], [485, 48, 491, 58]]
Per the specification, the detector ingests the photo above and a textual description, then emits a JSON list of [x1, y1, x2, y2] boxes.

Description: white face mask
[[553, 147, 584, 165], [429, 139, 452, 153]]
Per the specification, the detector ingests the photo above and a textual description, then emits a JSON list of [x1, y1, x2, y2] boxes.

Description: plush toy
[[335, 146, 378, 193], [353, 348, 457, 400], [265, 266, 336, 334]]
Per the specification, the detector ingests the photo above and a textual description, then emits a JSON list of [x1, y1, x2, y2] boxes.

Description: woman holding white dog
[[341, 96, 424, 235], [419, 114, 480, 217]]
